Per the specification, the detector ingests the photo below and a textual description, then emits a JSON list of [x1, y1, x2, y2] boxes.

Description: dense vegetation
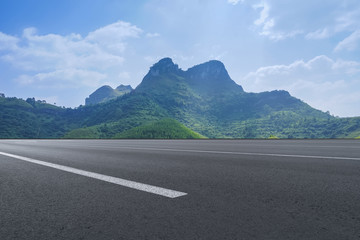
[[1, 58, 360, 139], [113, 118, 205, 139], [0, 97, 78, 138]]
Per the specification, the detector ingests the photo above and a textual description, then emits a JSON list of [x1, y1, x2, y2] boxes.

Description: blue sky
[[0, 0, 360, 117]]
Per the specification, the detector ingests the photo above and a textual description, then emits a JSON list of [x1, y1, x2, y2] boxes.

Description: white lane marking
[[91, 146, 360, 161], [0, 151, 187, 199]]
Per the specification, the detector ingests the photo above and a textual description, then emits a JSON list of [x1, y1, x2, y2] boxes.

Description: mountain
[[132, 58, 333, 137], [1, 58, 360, 139], [85, 84, 133, 105]]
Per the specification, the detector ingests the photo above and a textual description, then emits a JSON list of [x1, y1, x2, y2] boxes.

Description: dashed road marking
[[92, 146, 360, 161]]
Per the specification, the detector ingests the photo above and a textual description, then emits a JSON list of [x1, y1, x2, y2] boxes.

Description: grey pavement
[[0, 139, 360, 240]]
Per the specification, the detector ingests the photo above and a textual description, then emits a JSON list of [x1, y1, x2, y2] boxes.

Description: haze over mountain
[[85, 85, 133, 105], [1, 58, 359, 139]]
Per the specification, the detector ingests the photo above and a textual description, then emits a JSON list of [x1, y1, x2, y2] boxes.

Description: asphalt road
[[0, 139, 360, 240]]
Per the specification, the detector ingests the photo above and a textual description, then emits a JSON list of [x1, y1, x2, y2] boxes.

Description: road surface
[[0, 139, 360, 239]]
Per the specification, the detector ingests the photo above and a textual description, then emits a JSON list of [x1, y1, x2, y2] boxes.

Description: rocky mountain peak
[[185, 60, 243, 93], [137, 58, 244, 95], [149, 58, 180, 76], [186, 60, 229, 80]]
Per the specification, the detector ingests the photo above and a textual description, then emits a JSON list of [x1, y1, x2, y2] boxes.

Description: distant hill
[[0, 97, 74, 138], [1, 58, 360, 139], [85, 84, 133, 105]]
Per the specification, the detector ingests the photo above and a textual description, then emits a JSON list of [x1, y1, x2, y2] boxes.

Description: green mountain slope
[[1, 58, 360, 139], [113, 118, 205, 139], [0, 97, 77, 138]]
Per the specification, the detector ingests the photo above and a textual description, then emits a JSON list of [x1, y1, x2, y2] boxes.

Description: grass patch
[[114, 118, 206, 139], [268, 135, 280, 139]]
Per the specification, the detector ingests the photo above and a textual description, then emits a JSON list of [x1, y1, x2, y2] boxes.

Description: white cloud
[[299, 6, 360, 42], [314, 9, 360, 51], [264, 30, 303, 41], [334, 30, 360, 52], [0, 21, 142, 89], [146, 32, 160, 38], [252, 1, 302, 41], [252, 1, 274, 38], [0, 32, 19, 51], [253, 2, 271, 27], [335, 10, 360, 33], [0, 21, 146, 107], [86, 21, 142, 54], [227, 0, 244, 5], [87, 21, 141, 41], [243, 55, 360, 117], [249, 2, 359, 43], [15, 69, 107, 89], [117, 71, 131, 80], [306, 28, 330, 40]]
